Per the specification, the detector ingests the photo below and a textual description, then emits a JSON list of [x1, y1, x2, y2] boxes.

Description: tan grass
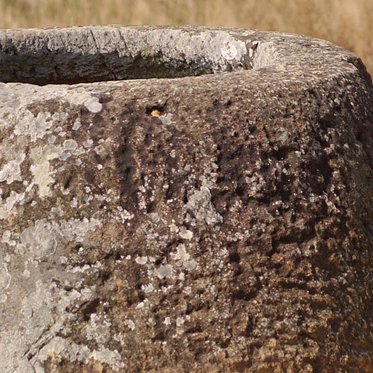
[[1, 0, 372, 76]]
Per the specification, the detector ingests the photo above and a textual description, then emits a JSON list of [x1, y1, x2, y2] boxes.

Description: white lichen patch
[[154, 264, 173, 280], [159, 113, 174, 126], [50, 206, 64, 217], [83, 139, 94, 148], [67, 262, 102, 274], [137, 29, 248, 72], [18, 219, 58, 260], [113, 332, 125, 344], [0, 263, 12, 303], [144, 227, 163, 250], [36, 336, 124, 371], [27, 139, 87, 198], [179, 227, 193, 240], [13, 110, 68, 142], [93, 138, 113, 157], [171, 244, 189, 263], [7, 218, 101, 262], [29, 145, 58, 198], [66, 92, 102, 113], [199, 161, 219, 189], [176, 317, 185, 327], [135, 256, 148, 265], [0, 191, 26, 220], [163, 317, 171, 326], [124, 319, 136, 331], [0, 84, 21, 129], [142, 283, 154, 294], [0, 273, 95, 373], [221, 39, 246, 61], [183, 258, 198, 272], [56, 218, 102, 243], [2, 230, 17, 246], [186, 186, 223, 226], [170, 244, 198, 272], [85, 100, 102, 114], [175, 316, 186, 335], [63, 139, 79, 153], [148, 212, 161, 224], [72, 118, 81, 131], [183, 286, 192, 295], [60, 139, 86, 160], [85, 314, 112, 344], [183, 158, 222, 227], [0, 84, 118, 372], [0, 153, 26, 184]]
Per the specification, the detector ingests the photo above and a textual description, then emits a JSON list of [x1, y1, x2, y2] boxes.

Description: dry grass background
[[1, 0, 373, 76]]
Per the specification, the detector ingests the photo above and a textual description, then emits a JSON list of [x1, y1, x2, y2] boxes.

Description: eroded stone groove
[[0, 26, 373, 373], [0, 26, 256, 84]]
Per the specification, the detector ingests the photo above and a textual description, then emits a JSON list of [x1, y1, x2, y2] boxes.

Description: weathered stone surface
[[0, 26, 373, 373]]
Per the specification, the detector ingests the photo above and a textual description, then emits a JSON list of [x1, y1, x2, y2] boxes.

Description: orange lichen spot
[[151, 109, 161, 117]]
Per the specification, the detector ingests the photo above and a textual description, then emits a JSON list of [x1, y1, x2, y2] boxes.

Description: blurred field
[[1, 0, 373, 77]]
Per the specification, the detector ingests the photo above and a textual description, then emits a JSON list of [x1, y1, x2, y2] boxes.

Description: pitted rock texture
[[0, 26, 373, 373]]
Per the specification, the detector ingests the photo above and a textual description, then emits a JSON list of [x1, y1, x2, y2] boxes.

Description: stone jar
[[1, 26, 373, 373]]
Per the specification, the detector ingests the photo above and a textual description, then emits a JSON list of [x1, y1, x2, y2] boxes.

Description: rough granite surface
[[0, 26, 373, 373]]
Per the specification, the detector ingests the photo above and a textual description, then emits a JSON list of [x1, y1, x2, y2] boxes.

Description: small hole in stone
[[63, 174, 73, 189], [146, 104, 166, 116], [80, 298, 100, 321], [229, 252, 241, 263], [225, 99, 232, 107]]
